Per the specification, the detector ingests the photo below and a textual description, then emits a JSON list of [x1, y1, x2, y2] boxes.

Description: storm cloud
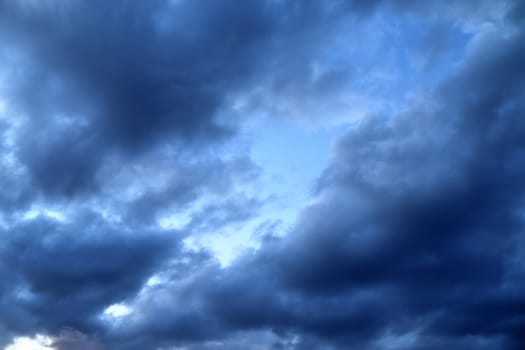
[[1, 0, 525, 349]]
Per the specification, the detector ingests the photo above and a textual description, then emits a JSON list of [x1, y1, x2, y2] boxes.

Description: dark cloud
[[1, 0, 525, 350], [0, 0, 358, 197], [90, 5, 525, 349], [0, 212, 177, 337]]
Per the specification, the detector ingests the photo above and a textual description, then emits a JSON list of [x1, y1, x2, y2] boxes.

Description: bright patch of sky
[[4, 335, 53, 350], [180, 116, 346, 266], [249, 117, 342, 222], [103, 303, 133, 319], [21, 208, 66, 222]]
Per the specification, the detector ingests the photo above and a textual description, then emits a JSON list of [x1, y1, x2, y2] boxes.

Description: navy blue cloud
[[0, 0, 356, 197], [0, 212, 176, 338], [95, 5, 525, 349], [1, 1, 525, 350]]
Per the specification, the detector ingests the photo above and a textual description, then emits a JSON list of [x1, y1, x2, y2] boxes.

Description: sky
[[0, 0, 524, 349]]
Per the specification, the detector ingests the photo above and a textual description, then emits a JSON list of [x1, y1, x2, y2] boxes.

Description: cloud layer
[[1, 0, 525, 349]]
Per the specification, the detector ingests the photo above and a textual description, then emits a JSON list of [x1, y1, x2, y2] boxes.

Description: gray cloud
[[0, 212, 177, 338], [0, 0, 359, 197], [93, 6, 525, 349], [1, 1, 525, 350]]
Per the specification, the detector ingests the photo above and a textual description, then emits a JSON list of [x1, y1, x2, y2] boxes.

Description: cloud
[[93, 4, 525, 349], [51, 329, 104, 350], [0, 211, 177, 337], [0, 0, 360, 197], [1, 1, 525, 350]]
